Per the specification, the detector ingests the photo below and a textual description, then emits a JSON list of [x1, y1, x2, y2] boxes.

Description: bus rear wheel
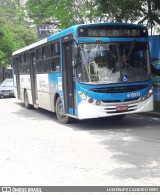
[[24, 91, 32, 109], [56, 96, 71, 124]]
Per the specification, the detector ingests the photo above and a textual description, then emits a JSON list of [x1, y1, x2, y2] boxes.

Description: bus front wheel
[[24, 91, 32, 109], [55, 96, 71, 124]]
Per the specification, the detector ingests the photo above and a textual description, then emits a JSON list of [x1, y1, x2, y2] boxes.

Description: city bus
[[12, 22, 153, 123]]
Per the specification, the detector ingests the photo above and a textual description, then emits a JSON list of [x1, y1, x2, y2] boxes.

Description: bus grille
[[102, 97, 139, 103], [90, 85, 148, 93]]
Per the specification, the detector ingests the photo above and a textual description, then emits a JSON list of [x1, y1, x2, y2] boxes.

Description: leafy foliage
[[0, 19, 14, 66], [96, 0, 160, 28], [25, 0, 103, 29], [0, 0, 38, 66], [25, 0, 160, 32]]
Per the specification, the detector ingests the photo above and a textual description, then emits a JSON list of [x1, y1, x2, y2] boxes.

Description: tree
[[25, 0, 102, 29], [0, 0, 38, 66], [96, 0, 160, 33], [25, 0, 160, 32], [0, 19, 15, 66]]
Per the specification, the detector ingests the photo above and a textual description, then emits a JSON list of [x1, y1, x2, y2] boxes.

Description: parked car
[[0, 78, 15, 98]]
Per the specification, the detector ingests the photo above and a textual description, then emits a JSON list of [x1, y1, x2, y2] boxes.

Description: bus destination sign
[[78, 25, 147, 38], [88, 29, 141, 37]]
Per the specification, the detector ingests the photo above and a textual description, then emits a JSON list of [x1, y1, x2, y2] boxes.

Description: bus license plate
[[4, 93, 9, 96], [116, 105, 128, 112]]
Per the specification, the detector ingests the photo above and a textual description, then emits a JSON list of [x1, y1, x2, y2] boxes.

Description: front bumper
[[77, 95, 153, 119]]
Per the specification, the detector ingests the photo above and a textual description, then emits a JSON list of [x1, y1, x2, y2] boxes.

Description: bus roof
[[12, 24, 79, 56], [12, 22, 147, 56]]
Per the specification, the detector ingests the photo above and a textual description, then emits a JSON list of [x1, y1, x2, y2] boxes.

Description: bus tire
[[24, 91, 32, 109], [56, 96, 71, 124]]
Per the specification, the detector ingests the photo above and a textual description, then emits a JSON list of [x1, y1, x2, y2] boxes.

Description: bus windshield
[[77, 42, 150, 84]]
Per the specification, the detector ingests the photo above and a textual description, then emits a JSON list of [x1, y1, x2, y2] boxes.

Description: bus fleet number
[[127, 92, 141, 98]]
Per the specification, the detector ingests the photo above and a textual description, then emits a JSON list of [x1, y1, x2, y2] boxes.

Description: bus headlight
[[140, 86, 153, 101], [78, 91, 101, 106], [149, 88, 153, 94], [78, 91, 87, 100]]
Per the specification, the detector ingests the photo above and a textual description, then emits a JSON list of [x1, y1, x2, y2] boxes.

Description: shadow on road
[[14, 101, 58, 122], [71, 115, 160, 182], [13, 100, 160, 182]]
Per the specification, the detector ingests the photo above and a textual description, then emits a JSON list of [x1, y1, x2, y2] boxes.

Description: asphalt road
[[0, 98, 160, 194]]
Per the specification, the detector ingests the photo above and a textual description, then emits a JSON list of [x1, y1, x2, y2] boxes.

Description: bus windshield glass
[[77, 42, 150, 84]]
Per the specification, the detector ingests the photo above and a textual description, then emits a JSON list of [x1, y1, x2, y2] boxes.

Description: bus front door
[[30, 52, 37, 105], [62, 41, 75, 115]]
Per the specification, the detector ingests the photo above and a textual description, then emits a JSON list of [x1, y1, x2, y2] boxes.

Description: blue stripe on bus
[[76, 80, 152, 104]]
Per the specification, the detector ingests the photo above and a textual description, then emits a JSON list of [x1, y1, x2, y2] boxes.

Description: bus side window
[[36, 48, 42, 60], [36, 61, 43, 73], [19, 55, 24, 74], [51, 42, 60, 56], [36, 48, 43, 73], [51, 58, 60, 72], [42, 45, 51, 73], [51, 42, 60, 72], [43, 59, 51, 73]]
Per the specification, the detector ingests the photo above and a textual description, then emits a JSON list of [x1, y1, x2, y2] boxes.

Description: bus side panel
[[19, 74, 32, 103], [36, 74, 51, 111], [48, 73, 61, 112]]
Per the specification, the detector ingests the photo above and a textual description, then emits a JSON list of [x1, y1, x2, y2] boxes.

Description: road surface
[[0, 98, 160, 194]]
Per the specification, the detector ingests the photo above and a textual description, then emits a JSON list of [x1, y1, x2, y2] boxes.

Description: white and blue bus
[[12, 22, 153, 123]]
